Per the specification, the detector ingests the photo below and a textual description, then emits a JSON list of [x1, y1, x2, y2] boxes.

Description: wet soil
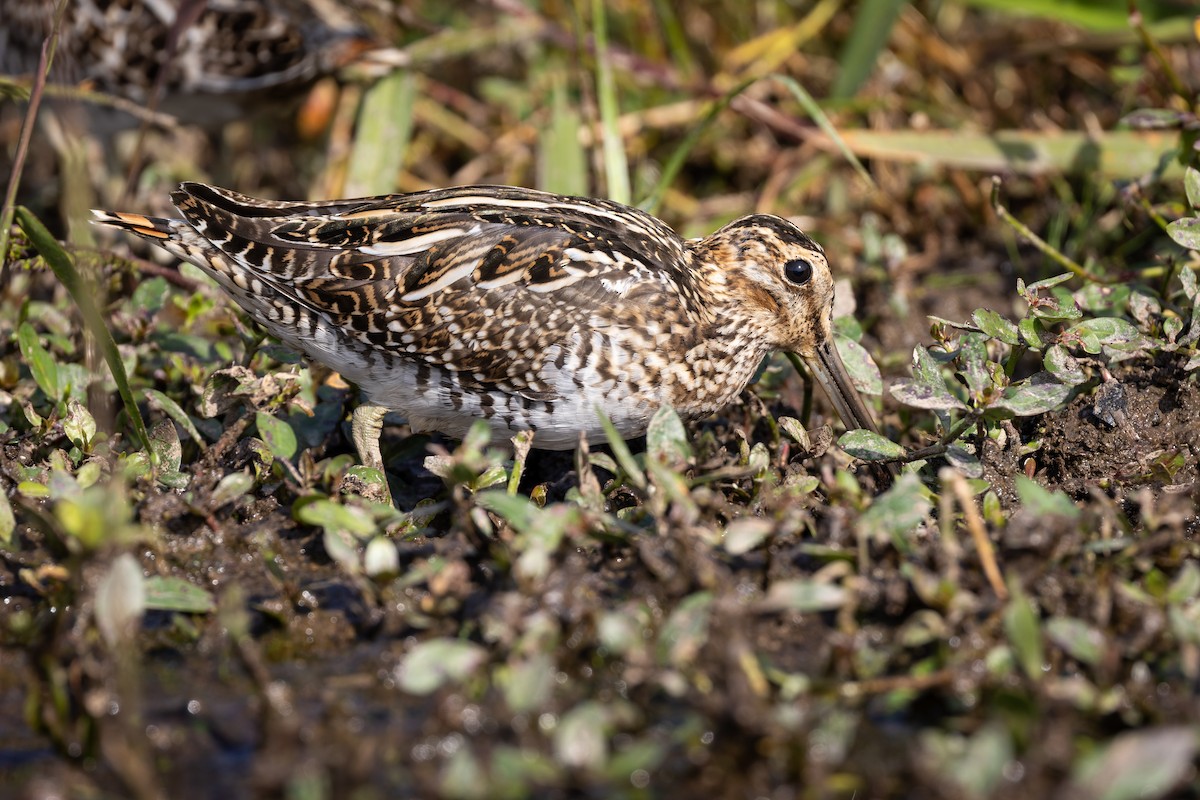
[[1036, 358, 1200, 499], [3, 353, 1199, 799]]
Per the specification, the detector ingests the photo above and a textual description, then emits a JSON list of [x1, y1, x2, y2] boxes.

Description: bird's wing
[[170, 182, 693, 399]]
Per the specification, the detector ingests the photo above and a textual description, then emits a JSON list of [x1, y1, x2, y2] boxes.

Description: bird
[[1, 0, 402, 127], [94, 182, 883, 500]]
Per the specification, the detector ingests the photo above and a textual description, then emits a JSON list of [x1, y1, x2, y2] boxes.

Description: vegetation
[[2, 1, 1199, 797]]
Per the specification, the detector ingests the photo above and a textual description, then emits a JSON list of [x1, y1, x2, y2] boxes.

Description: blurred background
[[5, 0, 1195, 368]]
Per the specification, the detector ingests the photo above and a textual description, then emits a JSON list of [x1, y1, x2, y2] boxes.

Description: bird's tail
[[91, 209, 217, 266], [91, 209, 177, 240]]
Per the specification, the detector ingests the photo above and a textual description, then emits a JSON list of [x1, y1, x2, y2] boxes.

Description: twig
[[990, 176, 1111, 285], [839, 667, 958, 698], [0, 0, 69, 275], [0, 78, 181, 131], [898, 415, 977, 463], [942, 467, 1008, 600]]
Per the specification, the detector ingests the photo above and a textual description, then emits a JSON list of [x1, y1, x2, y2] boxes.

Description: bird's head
[[692, 214, 880, 436]]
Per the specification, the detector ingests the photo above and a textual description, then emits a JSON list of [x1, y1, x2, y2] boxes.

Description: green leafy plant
[[845, 168, 1200, 473]]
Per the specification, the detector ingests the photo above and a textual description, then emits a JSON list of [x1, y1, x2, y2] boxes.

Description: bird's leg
[[352, 402, 392, 503]]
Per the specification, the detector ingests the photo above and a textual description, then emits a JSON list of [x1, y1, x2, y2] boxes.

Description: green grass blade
[[773, 74, 876, 189], [594, 405, 645, 491], [650, 0, 696, 80], [345, 70, 417, 196], [640, 77, 756, 215], [591, 0, 630, 204], [838, 128, 1183, 180], [15, 206, 155, 462], [831, 0, 907, 99], [956, 0, 1131, 31], [538, 75, 588, 197]]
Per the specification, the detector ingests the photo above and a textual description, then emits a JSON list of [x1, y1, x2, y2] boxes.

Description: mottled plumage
[[1, 0, 395, 124], [95, 183, 881, 499]]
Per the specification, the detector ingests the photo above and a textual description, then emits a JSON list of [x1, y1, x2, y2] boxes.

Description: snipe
[[96, 183, 884, 499]]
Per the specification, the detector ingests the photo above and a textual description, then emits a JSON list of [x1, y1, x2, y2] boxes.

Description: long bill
[[801, 338, 880, 435], [798, 338, 897, 487]]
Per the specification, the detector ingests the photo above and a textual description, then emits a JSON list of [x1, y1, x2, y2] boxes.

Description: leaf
[[143, 575, 215, 613], [972, 309, 1021, 346], [1003, 582, 1043, 681], [1178, 265, 1198, 303], [1029, 287, 1083, 324], [919, 723, 1013, 800], [555, 702, 610, 770], [294, 498, 377, 537], [1122, 108, 1193, 130], [323, 528, 360, 574], [838, 429, 906, 461], [994, 373, 1074, 416], [0, 490, 14, 544], [363, 536, 400, 578], [130, 276, 170, 314], [1043, 346, 1088, 386], [1015, 475, 1081, 519], [1070, 727, 1198, 800], [395, 638, 487, 695], [440, 749, 486, 800], [890, 379, 967, 411], [1017, 317, 1043, 348], [836, 334, 883, 395], [957, 333, 992, 396], [149, 418, 182, 472], [94, 553, 146, 647], [17, 322, 60, 402], [958, 0, 1170, 32], [758, 579, 848, 612], [777, 416, 812, 449], [857, 472, 932, 544], [1069, 317, 1142, 354], [209, 470, 255, 510], [773, 75, 875, 188], [590, 0, 629, 205], [255, 411, 297, 461], [146, 389, 206, 449], [945, 445, 982, 478], [646, 404, 692, 465], [62, 400, 96, 449], [1167, 560, 1200, 604], [1167, 217, 1200, 251], [1045, 616, 1105, 666], [1023, 272, 1075, 294], [657, 592, 713, 665], [17, 208, 154, 461], [891, 346, 965, 410], [475, 491, 540, 534], [500, 653, 555, 714], [723, 517, 774, 556], [1186, 166, 1200, 211]]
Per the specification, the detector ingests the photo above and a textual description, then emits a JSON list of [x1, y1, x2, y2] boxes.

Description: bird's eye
[[784, 258, 813, 285]]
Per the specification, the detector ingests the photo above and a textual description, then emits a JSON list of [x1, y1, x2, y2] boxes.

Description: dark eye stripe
[[784, 258, 813, 285]]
